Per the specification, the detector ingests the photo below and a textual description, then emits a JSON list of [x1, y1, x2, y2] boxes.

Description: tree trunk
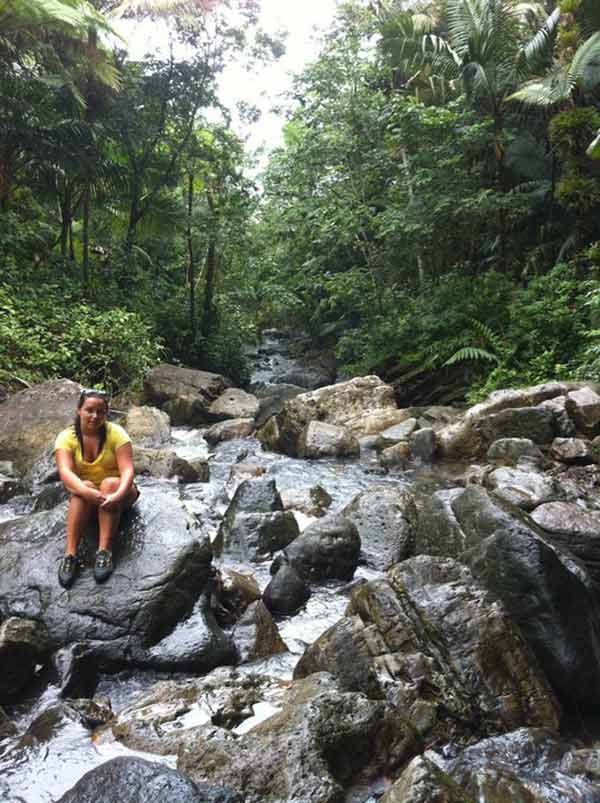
[[400, 146, 425, 285], [201, 237, 217, 339], [82, 185, 90, 292], [68, 220, 75, 261], [186, 172, 197, 341]]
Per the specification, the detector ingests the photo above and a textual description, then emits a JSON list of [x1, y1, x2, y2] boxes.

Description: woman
[[55, 388, 138, 588]]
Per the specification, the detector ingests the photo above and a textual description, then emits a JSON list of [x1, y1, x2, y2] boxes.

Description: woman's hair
[[74, 389, 109, 456]]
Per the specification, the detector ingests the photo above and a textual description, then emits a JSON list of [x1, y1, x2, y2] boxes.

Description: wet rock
[[223, 462, 266, 500], [22, 699, 112, 745], [133, 446, 206, 483], [379, 441, 410, 468], [531, 501, 600, 585], [257, 376, 396, 457], [209, 389, 259, 422], [143, 363, 230, 426], [539, 395, 577, 438], [406, 488, 466, 558], [376, 419, 418, 449], [0, 473, 23, 504], [456, 486, 600, 705], [410, 427, 437, 462], [32, 480, 69, 511], [225, 477, 282, 514], [0, 616, 49, 701], [109, 668, 278, 756], [341, 485, 412, 571], [253, 383, 305, 429], [566, 387, 600, 437], [262, 563, 311, 615], [141, 595, 237, 673], [486, 437, 545, 467], [280, 484, 332, 518], [57, 756, 236, 803], [485, 467, 556, 511], [550, 437, 594, 464], [295, 556, 560, 745], [26, 443, 60, 487], [479, 406, 556, 447], [0, 483, 213, 666], [0, 705, 18, 738], [178, 673, 417, 803], [562, 747, 600, 780], [232, 600, 288, 663], [0, 378, 81, 474], [439, 727, 595, 803], [122, 405, 170, 447], [381, 755, 474, 803], [284, 514, 361, 582], [204, 418, 254, 445], [52, 642, 99, 699], [214, 569, 261, 626], [297, 421, 360, 459]]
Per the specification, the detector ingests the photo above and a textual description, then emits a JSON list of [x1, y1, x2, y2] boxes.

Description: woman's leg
[[97, 477, 137, 552], [66, 480, 97, 556]]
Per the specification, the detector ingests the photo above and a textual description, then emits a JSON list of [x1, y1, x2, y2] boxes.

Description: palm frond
[[588, 129, 600, 160], [568, 30, 600, 88], [518, 7, 560, 73], [507, 65, 571, 105], [443, 346, 499, 366]]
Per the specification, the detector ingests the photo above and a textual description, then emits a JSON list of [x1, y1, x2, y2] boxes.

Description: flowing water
[[1, 332, 599, 802]]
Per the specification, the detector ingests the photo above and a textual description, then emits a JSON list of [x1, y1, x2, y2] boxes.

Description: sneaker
[[58, 554, 78, 589], [94, 549, 114, 583]]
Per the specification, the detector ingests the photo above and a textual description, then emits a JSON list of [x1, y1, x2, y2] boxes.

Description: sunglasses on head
[[80, 388, 110, 401]]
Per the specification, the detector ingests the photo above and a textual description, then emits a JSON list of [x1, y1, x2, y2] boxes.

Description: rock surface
[[0, 378, 81, 474], [133, 446, 208, 483], [295, 556, 560, 744], [143, 363, 230, 426], [283, 514, 361, 581], [0, 482, 213, 667], [122, 405, 171, 447], [297, 420, 360, 459], [0, 616, 49, 701], [342, 485, 412, 570], [204, 418, 255, 445], [262, 563, 311, 615]]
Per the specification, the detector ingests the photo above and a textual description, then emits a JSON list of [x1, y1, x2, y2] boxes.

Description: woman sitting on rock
[[55, 388, 138, 588]]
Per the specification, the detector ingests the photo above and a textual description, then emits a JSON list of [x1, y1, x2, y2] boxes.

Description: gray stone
[[204, 418, 254, 445], [280, 485, 332, 518], [52, 642, 99, 699], [133, 446, 206, 483], [208, 389, 259, 422], [379, 441, 410, 468], [550, 437, 594, 464], [487, 437, 544, 466], [406, 487, 467, 559], [376, 418, 418, 449], [531, 501, 600, 585], [263, 563, 311, 615], [410, 427, 437, 462], [143, 363, 230, 426], [297, 420, 359, 459], [0, 378, 82, 475], [295, 556, 560, 744], [566, 387, 600, 437], [284, 514, 361, 581], [539, 395, 577, 437], [342, 485, 413, 570], [122, 405, 170, 447], [485, 467, 556, 511], [381, 755, 475, 803], [232, 600, 288, 663], [0, 483, 213, 666], [479, 406, 556, 446]]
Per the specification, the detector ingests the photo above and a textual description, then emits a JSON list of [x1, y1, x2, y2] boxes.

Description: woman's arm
[[101, 443, 135, 508], [55, 449, 105, 504]]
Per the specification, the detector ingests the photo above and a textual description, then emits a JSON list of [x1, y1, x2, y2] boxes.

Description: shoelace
[[96, 551, 111, 568]]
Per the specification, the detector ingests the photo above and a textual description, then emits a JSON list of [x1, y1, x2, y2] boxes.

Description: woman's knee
[[99, 476, 120, 493]]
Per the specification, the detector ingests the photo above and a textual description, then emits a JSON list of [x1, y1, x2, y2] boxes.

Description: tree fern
[[443, 346, 499, 366]]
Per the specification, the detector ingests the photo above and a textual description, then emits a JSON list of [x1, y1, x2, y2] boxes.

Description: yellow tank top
[[54, 422, 131, 485]]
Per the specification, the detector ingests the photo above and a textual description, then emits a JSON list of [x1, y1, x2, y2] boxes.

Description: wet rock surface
[[143, 363, 231, 426], [283, 513, 361, 581]]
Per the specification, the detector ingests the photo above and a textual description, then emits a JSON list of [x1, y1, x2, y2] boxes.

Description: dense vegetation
[[2, 0, 600, 400]]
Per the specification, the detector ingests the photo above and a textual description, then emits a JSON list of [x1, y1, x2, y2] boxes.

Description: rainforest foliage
[[2, 0, 600, 397]]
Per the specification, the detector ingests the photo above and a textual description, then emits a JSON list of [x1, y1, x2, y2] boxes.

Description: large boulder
[[214, 478, 300, 561], [178, 673, 418, 803], [208, 389, 259, 422], [122, 405, 170, 447], [143, 364, 230, 426], [133, 447, 208, 483], [381, 755, 476, 803], [0, 378, 81, 474], [262, 563, 311, 616], [297, 421, 360, 459], [486, 437, 545, 467], [531, 501, 600, 585], [204, 418, 254, 445], [405, 487, 467, 559], [344, 408, 414, 438], [232, 600, 288, 663], [455, 486, 600, 705], [0, 482, 213, 666], [57, 756, 241, 803], [484, 466, 557, 511], [280, 485, 332, 519], [341, 485, 412, 571], [437, 382, 587, 460], [294, 556, 560, 744], [258, 376, 397, 457], [283, 514, 361, 581], [566, 387, 600, 437]]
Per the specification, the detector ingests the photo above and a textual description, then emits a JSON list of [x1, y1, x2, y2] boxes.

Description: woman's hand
[[86, 487, 106, 506], [100, 492, 121, 510]]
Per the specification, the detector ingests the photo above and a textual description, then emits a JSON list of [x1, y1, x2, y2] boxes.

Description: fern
[[443, 346, 499, 366]]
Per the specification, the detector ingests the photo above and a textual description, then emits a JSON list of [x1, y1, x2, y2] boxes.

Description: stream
[[2, 332, 600, 802]]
